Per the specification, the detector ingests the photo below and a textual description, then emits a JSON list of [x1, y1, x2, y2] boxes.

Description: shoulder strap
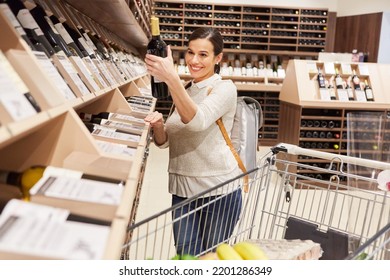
[[206, 86, 249, 193]]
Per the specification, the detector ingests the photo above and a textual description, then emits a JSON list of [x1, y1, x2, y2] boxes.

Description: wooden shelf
[[63, 0, 150, 51], [278, 59, 390, 182], [154, 1, 334, 56]]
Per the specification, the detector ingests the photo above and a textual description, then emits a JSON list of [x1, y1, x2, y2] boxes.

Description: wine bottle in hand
[[147, 16, 169, 99]]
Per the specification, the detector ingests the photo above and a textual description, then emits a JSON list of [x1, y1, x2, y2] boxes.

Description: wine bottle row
[[155, 1, 328, 53], [299, 141, 346, 150], [317, 68, 374, 101], [184, 11, 212, 18], [300, 131, 340, 139], [300, 120, 339, 128], [0, 0, 149, 123]]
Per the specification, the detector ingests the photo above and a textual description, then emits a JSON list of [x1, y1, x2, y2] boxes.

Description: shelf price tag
[[277, 68, 286, 78], [306, 61, 317, 74], [358, 64, 370, 76], [337, 89, 349, 101], [319, 88, 331, 101], [355, 89, 367, 102], [340, 63, 352, 75], [324, 62, 336, 75], [33, 51, 77, 101]]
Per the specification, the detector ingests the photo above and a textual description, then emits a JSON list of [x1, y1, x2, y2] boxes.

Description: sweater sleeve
[[184, 80, 237, 132]]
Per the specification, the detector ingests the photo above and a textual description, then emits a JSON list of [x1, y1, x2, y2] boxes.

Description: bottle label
[[44, 16, 60, 34], [16, 9, 44, 36], [365, 88, 374, 99], [0, 4, 26, 36], [54, 25, 73, 45], [78, 37, 94, 56]]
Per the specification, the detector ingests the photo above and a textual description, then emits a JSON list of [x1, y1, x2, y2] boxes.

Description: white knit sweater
[[160, 74, 238, 177]]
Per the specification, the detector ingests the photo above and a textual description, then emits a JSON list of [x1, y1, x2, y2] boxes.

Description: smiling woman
[[144, 26, 240, 256]]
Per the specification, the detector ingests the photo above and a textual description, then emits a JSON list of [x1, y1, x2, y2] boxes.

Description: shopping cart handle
[[274, 142, 390, 171]]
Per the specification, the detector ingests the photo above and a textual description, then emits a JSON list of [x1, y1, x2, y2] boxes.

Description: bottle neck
[[150, 17, 161, 36]]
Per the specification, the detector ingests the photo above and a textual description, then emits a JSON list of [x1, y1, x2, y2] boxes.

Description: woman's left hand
[[145, 45, 176, 84]]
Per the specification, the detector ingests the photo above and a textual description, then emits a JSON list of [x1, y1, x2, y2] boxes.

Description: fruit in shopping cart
[[356, 252, 368, 260], [233, 241, 268, 260], [216, 243, 243, 260], [170, 254, 198, 260], [181, 254, 199, 260], [198, 252, 219, 260]]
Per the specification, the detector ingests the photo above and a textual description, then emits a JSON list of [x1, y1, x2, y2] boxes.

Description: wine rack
[[153, 1, 333, 55], [278, 59, 390, 183]]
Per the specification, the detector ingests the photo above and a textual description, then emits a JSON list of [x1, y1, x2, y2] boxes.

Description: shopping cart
[[121, 143, 390, 260]]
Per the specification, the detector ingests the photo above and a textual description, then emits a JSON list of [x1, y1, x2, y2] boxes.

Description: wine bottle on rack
[[328, 82, 337, 100], [147, 16, 169, 99], [0, 3, 41, 52], [335, 69, 343, 89], [3, 0, 55, 57], [351, 70, 361, 90], [28, 4, 73, 57], [364, 79, 374, 101], [317, 67, 326, 88], [0, 166, 45, 200], [48, 14, 85, 58], [345, 79, 355, 101], [79, 112, 145, 127]]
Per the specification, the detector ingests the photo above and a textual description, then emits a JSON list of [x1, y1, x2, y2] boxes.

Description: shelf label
[[277, 68, 286, 78], [337, 89, 349, 101], [54, 54, 91, 96], [340, 63, 352, 75], [324, 62, 336, 75], [355, 89, 367, 102], [0, 51, 37, 121], [319, 88, 331, 101], [358, 64, 370, 76], [33, 51, 76, 100], [306, 62, 317, 74]]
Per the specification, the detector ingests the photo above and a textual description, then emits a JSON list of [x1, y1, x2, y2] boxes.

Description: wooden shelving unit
[[61, 0, 152, 53], [0, 1, 155, 259], [278, 59, 390, 181], [154, 1, 334, 55]]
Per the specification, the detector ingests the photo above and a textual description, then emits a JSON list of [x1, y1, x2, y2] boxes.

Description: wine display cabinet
[[278, 59, 390, 182], [154, 1, 334, 55], [0, 1, 156, 259]]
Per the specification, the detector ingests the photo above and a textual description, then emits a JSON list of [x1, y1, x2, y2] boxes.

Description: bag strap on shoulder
[[206, 86, 249, 193]]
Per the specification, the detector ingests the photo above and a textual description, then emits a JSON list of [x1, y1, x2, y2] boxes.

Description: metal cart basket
[[121, 143, 390, 260]]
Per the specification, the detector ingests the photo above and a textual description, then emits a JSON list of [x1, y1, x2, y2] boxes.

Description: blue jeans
[[172, 189, 242, 256]]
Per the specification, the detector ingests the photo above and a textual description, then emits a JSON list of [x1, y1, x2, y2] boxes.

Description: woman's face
[[185, 38, 222, 83]]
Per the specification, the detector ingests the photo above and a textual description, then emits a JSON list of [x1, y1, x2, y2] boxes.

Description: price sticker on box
[[358, 64, 370, 76], [337, 89, 349, 101], [306, 61, 317, 74], [319, 88, 331, 101], [340, 63, 352, 75], [324, 62, 336, 75], [355, 89, 367, 102]]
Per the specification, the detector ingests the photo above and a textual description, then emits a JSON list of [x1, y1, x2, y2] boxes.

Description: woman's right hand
[[144, 111, 164, 130], [145, 111, 168, 146]]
